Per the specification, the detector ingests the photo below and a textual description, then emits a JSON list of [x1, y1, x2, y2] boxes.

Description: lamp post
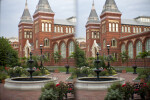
[[40, 45, 43, 74], [107, 44, 110, 69], [65, 57, 70, 74]]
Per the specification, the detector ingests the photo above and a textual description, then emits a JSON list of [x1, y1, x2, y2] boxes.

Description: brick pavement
[[0, 73, 139, 100]]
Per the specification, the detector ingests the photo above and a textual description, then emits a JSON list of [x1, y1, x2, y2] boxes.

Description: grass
[[46, 66, 75, 73], [113, 66, 146, 73]]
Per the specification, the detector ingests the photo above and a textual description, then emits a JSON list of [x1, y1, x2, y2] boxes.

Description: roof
[[34, 0, 54, 14], [54, 19, 75, 26], [19, 1, 33, 24], [121, 19, 150, 26], [87, 1, 100, 24], [101, 0, 121, 14]]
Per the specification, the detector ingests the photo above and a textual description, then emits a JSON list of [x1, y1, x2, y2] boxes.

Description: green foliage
[[137, 51, 149, 68], [72, 42, 87, 67], [105, 89, 123, 100], [0, 73, 8, 80], [0, 37, 19, 67], [108, 82, 122, 92], [39, 89, 58, 100], [41, 82, 57, 92], [52, 51, 62, 63], [120, 51, 129, 64]]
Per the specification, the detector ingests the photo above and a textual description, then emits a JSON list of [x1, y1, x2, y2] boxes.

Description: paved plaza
[[0, 72, 142, 100]]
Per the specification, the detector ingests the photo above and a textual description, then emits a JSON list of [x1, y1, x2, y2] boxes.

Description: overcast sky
[[0, 0, 150, 38], [0, 0, 76, 38]]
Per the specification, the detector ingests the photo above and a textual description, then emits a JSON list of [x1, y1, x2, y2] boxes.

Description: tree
[[137, 51, 149, 68], [120, 51, 130, 67], [72, 42, 87, 67], [0, 37, 19, 67], [52, 51, 62, 63]]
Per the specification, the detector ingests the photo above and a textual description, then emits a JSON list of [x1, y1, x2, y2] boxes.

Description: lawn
[[113, 66, 146, 73]]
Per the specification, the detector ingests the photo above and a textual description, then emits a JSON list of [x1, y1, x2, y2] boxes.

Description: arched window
[[145, 38, 150, 52], [61, 27, 63, 33], [45, 23, 48, 32], [111, 39, 117, 47], [36, 40, 38, 49], [116, 23, 118, 32], [54, 44, 58, 53], [58, 27, 60, 32], [44, 38, 49, 47], [122, 26, 124, 32], [72, 28, 74, 33], [125, 26, 127, 32], [92, 32, 94, 38], [30, 32, 32, 38], [54, 26, 57, 32], [136, 41, 142, 56], [66, 27, 68, 33], [103, 40, 106, 48], [94, 32, 97, 38], [128, 42, 133, 59], [133, 27, 135, 33], [61, 43, 66, 58], [42, 23, 44, 32], [109, 23, 111, 32], [128, 27, 130, 33], [112, 23, 115, 32], [97, 32, 99, 38], [69, 41, 74, 56], [69, 28, 71, 33], [121, 44, 126, 53], [49, 24, 51, 32], [24, 32, 26, 38]]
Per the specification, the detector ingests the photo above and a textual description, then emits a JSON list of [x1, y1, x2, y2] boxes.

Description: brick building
[[86, 0, 150, 67], [18, 0, 76, 66], [8, 37, 19, 52]]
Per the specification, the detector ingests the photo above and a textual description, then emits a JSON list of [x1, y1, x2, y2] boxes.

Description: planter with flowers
[[0, 73, 9, 84]]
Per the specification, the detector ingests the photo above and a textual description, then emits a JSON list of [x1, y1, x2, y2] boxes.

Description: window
[[92, 32, 94, 38], [49, 24, 51, 32], [69, 28, 71, 33], [111, 39, 117, 47], [144, 28, 146, 31], [121, 44, 126, 53], [94, 32, 97, 38], [54, 44, 58, 53], [133, 27, 135, 33], [61, 27, 63, 33], [72, 28, 74, 33], [112, 23, 115, 32], [61, 43, 66, 58], [122, 26, 124, 32], [30, 32, 32, 38], [136, 27, 139, 33], [58, 27, 60, 32], [128, 42, 133, 59], [128, 27, 130, 33], [146, 38, 150, 52], [27, 32, 29, 38], [54, 26, 56, 32], [87, 33, 89, 39], [42, 23, 44, 32], [103, 40, 106, 48], [69, 41, 74, 56], [109, 23, 111, 32], [44, 38, 49, 47], [24, 32, 26, 38], [45, 23, 48, 32], [97, 32, 99, 38], [66, 27, 68, 33], [125, 26, 127, 32], [139, 28, 141, 33], [136, 41, 142, 56], [116, 23, 118, 32], [36, 40, 38, 49]]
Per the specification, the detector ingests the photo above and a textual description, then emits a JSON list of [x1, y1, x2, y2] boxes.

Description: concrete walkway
[[0, 73, 138, 100]]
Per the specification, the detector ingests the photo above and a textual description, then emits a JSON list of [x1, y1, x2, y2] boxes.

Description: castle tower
[[100, 0, 122, 62], [33, 0, 55, 55], [86, 0, 100, 57], [18, 0, 33, 58]]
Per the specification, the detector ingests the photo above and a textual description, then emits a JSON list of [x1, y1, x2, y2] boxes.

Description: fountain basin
[[75, 77, 124, 90], [4, 77, 57, 90]]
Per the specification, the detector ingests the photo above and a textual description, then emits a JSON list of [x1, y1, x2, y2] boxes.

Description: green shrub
[[0, 73, 8, 80], [100, 70, 109, 76], [105, 89, 123, 100], [39, 89, 58, 100], [108, 82, 122, 92], [41, 82, 56, 92]]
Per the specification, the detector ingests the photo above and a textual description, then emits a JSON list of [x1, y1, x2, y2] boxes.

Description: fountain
[[75, 52, 124, 90], [4, 52, 57, 90]]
